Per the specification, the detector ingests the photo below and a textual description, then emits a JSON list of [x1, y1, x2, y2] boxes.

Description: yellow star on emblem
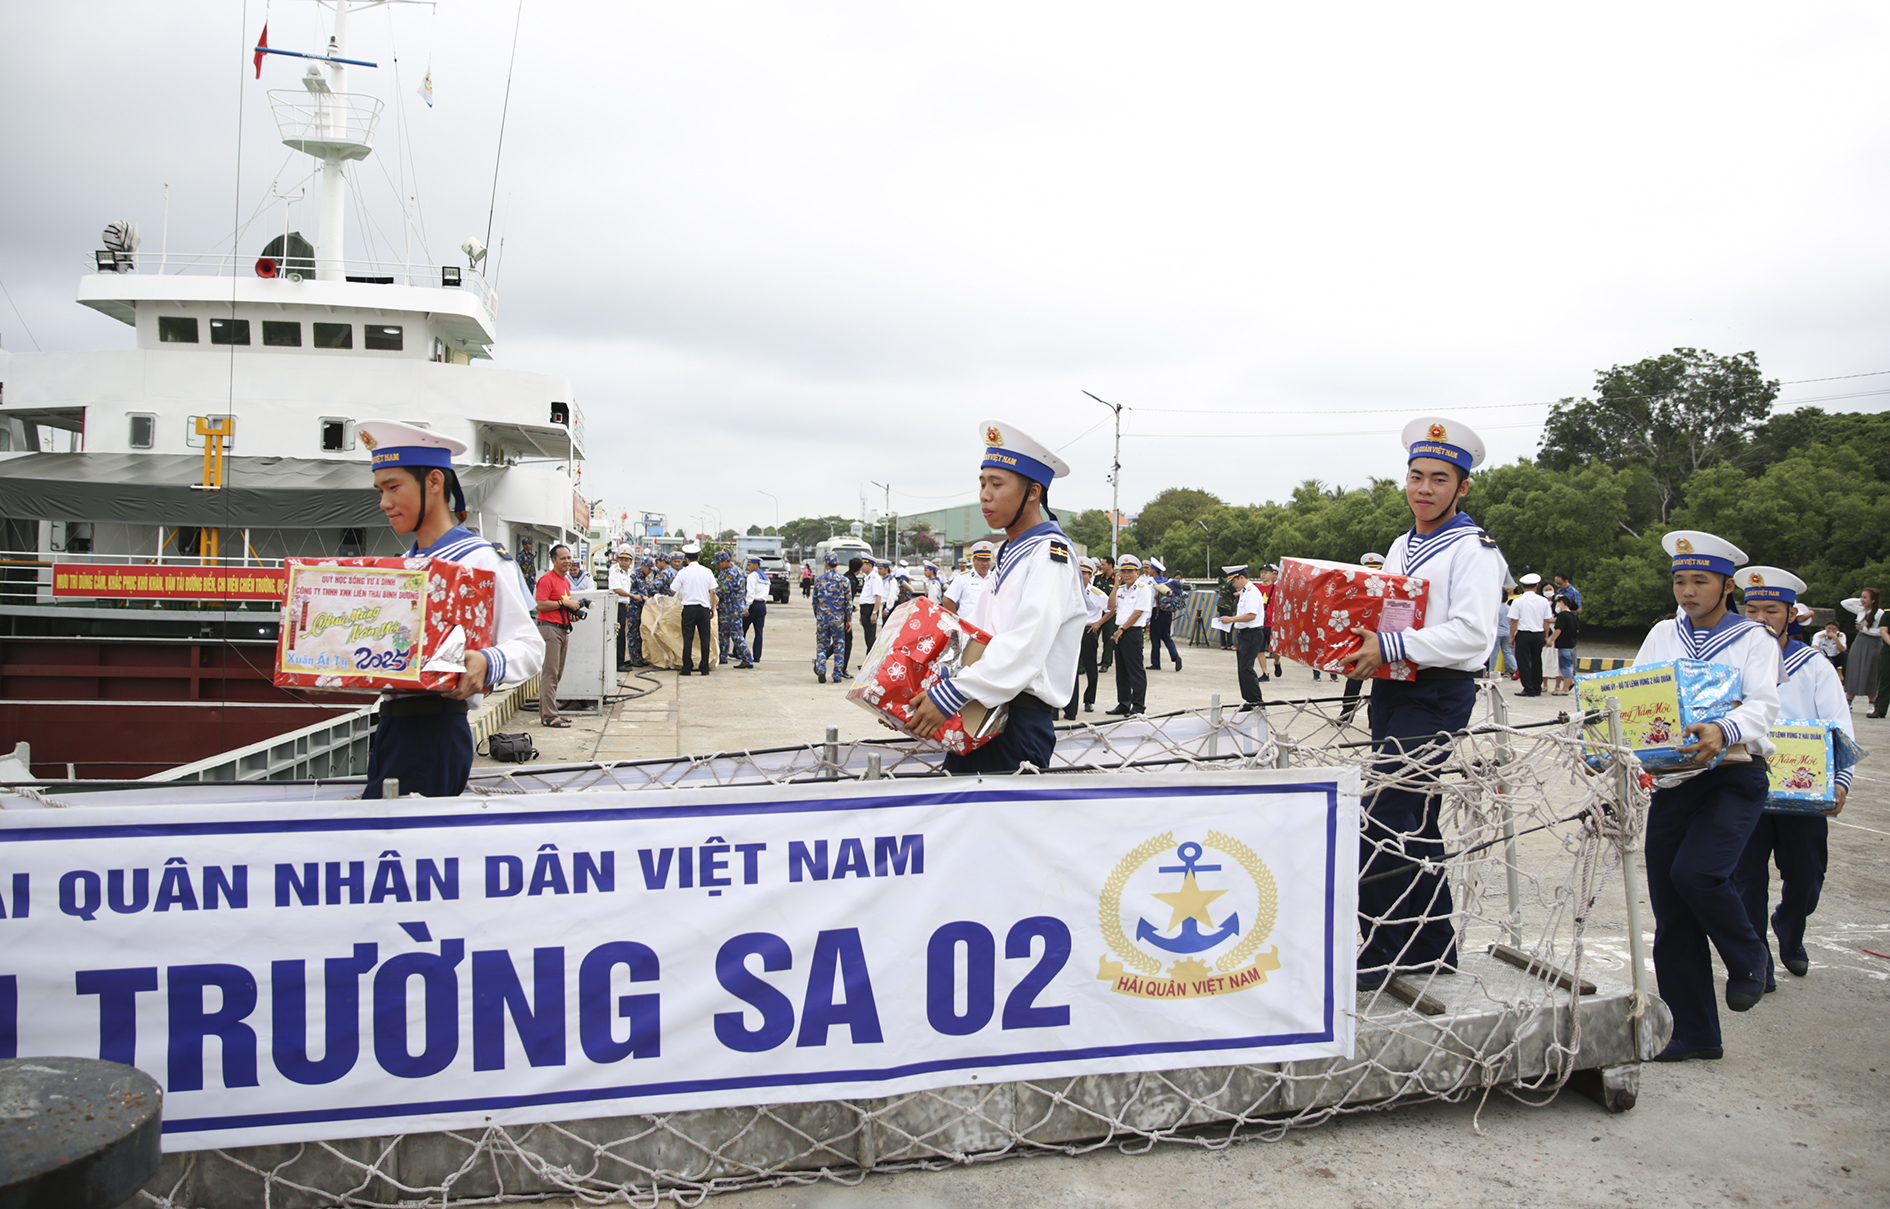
[[1152, 873, 1226, 931]]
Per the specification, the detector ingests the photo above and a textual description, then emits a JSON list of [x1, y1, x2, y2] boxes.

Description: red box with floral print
[[273, 557, 496, 693], [1271, 557, 1430, 682], [847, 598, 1008, 753]]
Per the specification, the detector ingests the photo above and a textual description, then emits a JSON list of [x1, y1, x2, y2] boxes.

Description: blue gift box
[[1764, 719, 1866, 814], [1575, 659, 1743, 772]]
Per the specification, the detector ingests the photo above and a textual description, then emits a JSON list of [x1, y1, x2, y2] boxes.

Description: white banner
[[0, 769, 1358, 1152]]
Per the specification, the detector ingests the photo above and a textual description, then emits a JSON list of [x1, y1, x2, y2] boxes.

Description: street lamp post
[[1196, 518, 1212, 579], [757, 490, 779, 533], [1084, 390, 1125, 560]]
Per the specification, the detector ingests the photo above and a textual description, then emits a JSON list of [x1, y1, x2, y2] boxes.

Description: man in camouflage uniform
[[626, 555, 664, 667], [812, 553, 853, 683], [714, 550, 755, 668]]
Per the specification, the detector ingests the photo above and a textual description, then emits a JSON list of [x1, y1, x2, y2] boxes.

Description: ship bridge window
[[128, 413, 155, 449], [263, 320, 302, 347], [313, 322, 353, 349], [209, 318, 250, 346], [320, 418, 355, 452], [158, 316, 199, 343], [364, 324, 403, 351]]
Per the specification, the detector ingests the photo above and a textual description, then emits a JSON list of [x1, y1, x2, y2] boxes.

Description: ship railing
[[87, 249, 497, 314]]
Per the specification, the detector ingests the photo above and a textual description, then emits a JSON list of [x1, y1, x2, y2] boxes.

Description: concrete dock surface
[[502, 596, 1888, 1209]]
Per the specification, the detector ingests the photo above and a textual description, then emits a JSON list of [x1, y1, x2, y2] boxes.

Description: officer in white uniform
[[912, 421, 1086, 773], [1734, 566, 1847, 993], [1217, 566, 1268, 708], [1063, 556, 1110, 719], [1342, 417, 1506, 989], [1631, 531, 1781, 1062], [944, 541, 997, 626], [1509, 572, 1554, 696], [355, 420, 544, 798]]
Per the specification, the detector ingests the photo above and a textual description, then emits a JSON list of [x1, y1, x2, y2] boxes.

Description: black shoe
[[1106, 705, 1131, 716], [1725, 986, 1763, 1012], [1063, 712, 1076, 721], [1356, 970, 1390, 992], [736, 662, 754, 669], [1784, 956, 1809, 977], [1764, 983, 1778, 994], [817, 668, 827, 683], [1083, 703, 1094, 712], [1148, 664, 1160, 670], [1653, 1040, 1723, 1062], [1258, 673, 1270, 682], [719, 658, 730, 665], [1174, 657, 1182, 671]]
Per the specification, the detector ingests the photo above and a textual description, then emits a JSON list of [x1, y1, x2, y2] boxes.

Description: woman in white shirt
[[1840, 589, 1881, 709]]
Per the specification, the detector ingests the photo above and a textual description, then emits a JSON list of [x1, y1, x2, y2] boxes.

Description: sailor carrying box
[[307, 420, 543, 799], [906, 421, 1086, 774]]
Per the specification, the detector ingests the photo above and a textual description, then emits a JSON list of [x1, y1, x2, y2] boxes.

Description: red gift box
[[847, 598, 1007, 753], [1272, 557, 1429, 681], [274, 557, 496, 693]]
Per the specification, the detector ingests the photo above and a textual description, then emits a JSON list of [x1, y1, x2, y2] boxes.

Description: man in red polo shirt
[[533, 544, 579, 728]]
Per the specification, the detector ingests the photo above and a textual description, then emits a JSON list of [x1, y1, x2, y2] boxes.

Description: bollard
[[865, 753, 882, 781], [821, 727, 839, 781], [1207, 694, 1222, 759], [384, 778, 401, 800], [1605, 694, 1652, 1061], [0, 1056, 162, 1208], [1488, 683, 1522, 947]]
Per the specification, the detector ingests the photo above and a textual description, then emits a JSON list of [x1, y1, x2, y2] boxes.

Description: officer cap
[[1119, 554, 1142, 569], [1737, 565, 1806, 606], [971, 541, 996, 557], [1360, 552, 1386, 568], [1222, 564, 1248, 576], [1402, 416, 1487, 473], [1519, 573, 1542, 586], [979, 420, 1069, 489], [1662, 530, 1746, 576], [681, 543, 701, 556]]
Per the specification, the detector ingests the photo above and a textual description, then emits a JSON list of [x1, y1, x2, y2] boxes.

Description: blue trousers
[[944, 706, 1056, 774], [1358, 678, 1476, 975], [718, 607, 753, 664], [1646, 761, 1769, 1048], [364, 709, 473, 799], [814, 622, 847, 678], [744, 601, 767, 660], [1735, 811, 1828, 986], [1149, 611, 1181, 668]]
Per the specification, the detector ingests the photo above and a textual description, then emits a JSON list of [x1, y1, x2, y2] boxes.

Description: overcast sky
[[4, 2, 1889, 536]]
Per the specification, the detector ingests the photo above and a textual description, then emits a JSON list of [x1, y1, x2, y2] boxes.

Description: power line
[[0, 275, 41, 352]]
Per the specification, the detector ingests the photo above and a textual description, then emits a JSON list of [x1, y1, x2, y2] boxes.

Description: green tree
[[778, 515, 854, 554], [1065, 508, 1139, 558], [1538, 348, 1779, 521], [1131, 488, 1224, 550], [746, 524, 763, 536]]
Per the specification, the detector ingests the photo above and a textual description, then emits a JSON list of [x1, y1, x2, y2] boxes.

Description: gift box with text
[[274, 557, 496, 693]]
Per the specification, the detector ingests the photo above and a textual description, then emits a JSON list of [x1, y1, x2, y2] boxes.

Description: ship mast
[[316, 2, 353, 281]]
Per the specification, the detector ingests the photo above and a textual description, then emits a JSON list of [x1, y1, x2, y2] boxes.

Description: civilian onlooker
[[1548, 595, 1580, 695], [1841, 590, 1882, 711], [532, 543, 579, 728], [1489, 589, 1515, 679], [1553, 572, 1582, 614], [1814, 622, 1847, 676]]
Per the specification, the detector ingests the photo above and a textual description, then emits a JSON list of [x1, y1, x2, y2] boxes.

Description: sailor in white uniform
[[912, 421, 1086, 773], [1732, 567, 1845, 994], [356, 420, 544, 799], [1063, 556, 1110, 719], [1631, 531, 1782, 1062], [1218, 566, 1268, 708], [1342, 417, 1506, 989]]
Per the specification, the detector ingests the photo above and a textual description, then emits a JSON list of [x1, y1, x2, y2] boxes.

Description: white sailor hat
[[979, 420, 1069, 489], [1662, 530, 1746, 577], [681, 542, 702, 555], [1402, 416, 1487, 473], [746, 554, 762, 564], [923, 560, 938, 570], [1149, 559, 1165, 574], [1737, 565, 1805, 605], [1519, 572, 1542, 586], [1222, 564, 1249, 576], [895, 566, 910, 579], [970, 541, 996, 557], [1119, 554, 1142, 569], [1360, 552, 1386, 568], [1795, 602, 1814, 620], [357, 419, 470, 511], [875, 558, 891, 567]]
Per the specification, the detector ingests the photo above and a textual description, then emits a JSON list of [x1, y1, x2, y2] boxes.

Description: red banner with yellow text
[[51, 564, 288, 601]]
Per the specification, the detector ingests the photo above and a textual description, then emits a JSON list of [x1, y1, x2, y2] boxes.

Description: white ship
[[0, 1, 589, 777]]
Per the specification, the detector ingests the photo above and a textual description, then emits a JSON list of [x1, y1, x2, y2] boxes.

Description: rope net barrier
[[135, 685, 1654, 1209]]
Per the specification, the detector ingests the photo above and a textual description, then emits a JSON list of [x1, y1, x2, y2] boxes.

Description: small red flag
[[254, 24, 268, 79]]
